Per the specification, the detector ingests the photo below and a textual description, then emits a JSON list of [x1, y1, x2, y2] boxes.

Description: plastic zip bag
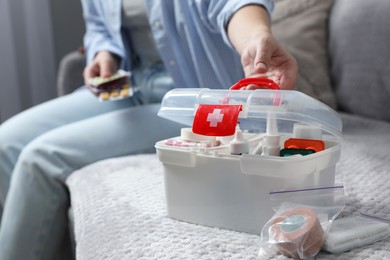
[[259, 185, 345, 259]]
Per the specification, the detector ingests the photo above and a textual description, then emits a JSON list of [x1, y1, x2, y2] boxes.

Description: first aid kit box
[[155, 86, 342, 234]]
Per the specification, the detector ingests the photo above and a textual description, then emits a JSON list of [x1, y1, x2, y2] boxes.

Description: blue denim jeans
[[0, 66, 182, 259]]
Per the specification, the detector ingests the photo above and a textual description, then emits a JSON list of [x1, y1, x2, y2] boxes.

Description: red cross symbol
[[207, 109, 224, 127]]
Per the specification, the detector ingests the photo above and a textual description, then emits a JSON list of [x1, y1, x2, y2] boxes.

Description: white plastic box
[[155, 88, 342, 234]]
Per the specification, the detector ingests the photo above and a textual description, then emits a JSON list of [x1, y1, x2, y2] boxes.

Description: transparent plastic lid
[[158, 88, 342, 139]]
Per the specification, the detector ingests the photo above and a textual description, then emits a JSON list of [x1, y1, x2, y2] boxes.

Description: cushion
[[57, 50, 86, 96], [272, 0, 337, 109], [67, 113, 390, 258], [329, 0, 390, 121]]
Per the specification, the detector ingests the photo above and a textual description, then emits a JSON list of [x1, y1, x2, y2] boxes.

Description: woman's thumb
[[254, 45, 271, 74]]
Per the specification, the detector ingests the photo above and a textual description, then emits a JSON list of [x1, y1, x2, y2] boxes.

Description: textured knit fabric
[[67, 113, 390, 260]]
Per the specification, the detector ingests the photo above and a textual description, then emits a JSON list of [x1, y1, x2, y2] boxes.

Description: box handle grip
[[230, 78, 280, 90]]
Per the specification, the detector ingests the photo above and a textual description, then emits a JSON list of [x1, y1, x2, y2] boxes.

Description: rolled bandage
[[270, 207, 324, 259]]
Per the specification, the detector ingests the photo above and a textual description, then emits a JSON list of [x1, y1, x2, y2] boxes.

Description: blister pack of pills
[[87, 70, 132, 101]]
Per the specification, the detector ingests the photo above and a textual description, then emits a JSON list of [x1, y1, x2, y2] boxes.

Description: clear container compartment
[[155, 88, 343, 234]]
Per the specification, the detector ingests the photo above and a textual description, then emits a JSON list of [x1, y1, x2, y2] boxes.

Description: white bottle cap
[[293, 123, 322, 140], [229, 129, 249, 155], [262, 146, 280, 157]]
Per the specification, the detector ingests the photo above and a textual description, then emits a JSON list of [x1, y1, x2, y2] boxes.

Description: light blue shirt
[[81, 0, 274, 89]]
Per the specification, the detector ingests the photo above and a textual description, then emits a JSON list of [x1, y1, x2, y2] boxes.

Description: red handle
[[230, 78, 280, 90]]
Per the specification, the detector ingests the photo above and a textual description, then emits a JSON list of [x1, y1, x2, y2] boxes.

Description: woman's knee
[[0, 118, 29, 159], [13, 134, 75, 184], [0, 119, 30, 196], [0, 126, 66, 204]]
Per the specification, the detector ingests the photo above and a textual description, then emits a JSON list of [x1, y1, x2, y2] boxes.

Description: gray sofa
[[61, 0, 390, 259]]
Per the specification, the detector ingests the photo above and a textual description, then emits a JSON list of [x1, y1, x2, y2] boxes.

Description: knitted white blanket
[[67, 113, 390, 260]]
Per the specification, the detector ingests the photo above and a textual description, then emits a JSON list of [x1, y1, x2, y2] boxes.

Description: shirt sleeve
[[81, 0, 126, 65], [192, 0, 274, 49]]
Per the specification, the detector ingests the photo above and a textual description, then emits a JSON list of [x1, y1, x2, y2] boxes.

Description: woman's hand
[[227, 5, 297, 90], [83, 51, 120, 84], [240, 31, 297, 90]]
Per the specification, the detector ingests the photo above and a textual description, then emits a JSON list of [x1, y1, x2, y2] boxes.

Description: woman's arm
[[80, 0, 124, 82], [227, 5, 297, 89], [227, 5, 270, 54]]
